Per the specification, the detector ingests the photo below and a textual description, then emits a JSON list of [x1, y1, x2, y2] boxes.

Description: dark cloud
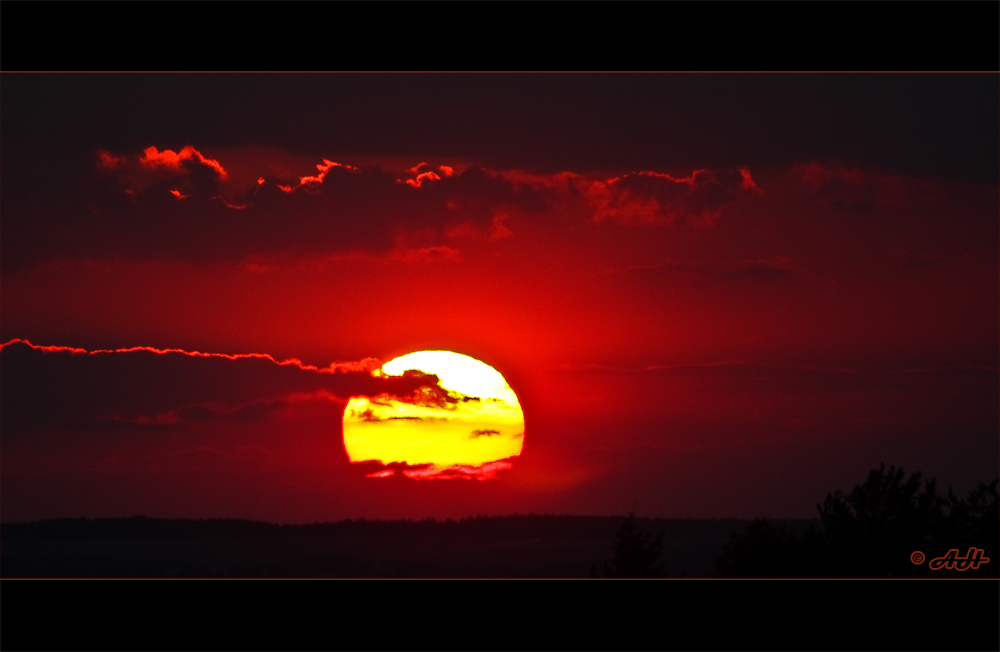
[[175, 404, 222, 423], [889, 248, 945, 270], [795, 161, 943, 213], [350, 457, 515, 481], [470, 429, 501, 439], [401, 459, 514, 481], [97, 145, 229, 197], [0, 149, 539, 272], [0, 341, 440, 441], [5, 75, 996, 182], [1, 130, 764, 272], [585, 169, 752, 226], [620, 256, 807, 281]]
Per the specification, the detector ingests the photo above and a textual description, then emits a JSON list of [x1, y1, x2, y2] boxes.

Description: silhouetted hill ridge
[[4, 513, 807, 540], [2, 514, 806, 578]]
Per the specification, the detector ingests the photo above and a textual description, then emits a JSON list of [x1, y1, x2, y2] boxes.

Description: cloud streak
[[613, 256, 808, 281], [0, 339, 440, 440]]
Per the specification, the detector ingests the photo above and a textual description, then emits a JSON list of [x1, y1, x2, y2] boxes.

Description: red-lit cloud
[[7, 146, 775, 272], [96, 145, 231, 203], [0, 338, 381, 375], [139, 146, 228, 180], [739, 168, 762, 193], [402, 162, 459, 188], [277, 159, 358, 193]]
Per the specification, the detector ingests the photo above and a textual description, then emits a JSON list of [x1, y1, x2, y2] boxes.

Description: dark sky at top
[[5, 73, 997, 180]]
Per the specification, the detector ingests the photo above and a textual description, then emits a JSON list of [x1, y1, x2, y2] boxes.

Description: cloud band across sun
[[342, 351, 524, 480]]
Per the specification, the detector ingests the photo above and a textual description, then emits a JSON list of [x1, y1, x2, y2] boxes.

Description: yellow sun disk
[[343, 351, 524, 469]]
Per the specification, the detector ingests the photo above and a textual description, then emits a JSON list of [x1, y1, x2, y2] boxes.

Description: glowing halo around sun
[[342, 351, 524, 480]]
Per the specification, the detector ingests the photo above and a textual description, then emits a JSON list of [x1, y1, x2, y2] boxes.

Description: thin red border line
[[0, 577, 1000, 582], [2, 70, 999, 74]]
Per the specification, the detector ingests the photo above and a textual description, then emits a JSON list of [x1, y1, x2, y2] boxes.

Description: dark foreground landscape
[[4, 465, 996, 578], [2, 514, 782, 578]]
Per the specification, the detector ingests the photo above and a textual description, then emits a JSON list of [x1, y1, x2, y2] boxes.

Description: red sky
[[2, 74, 997, 523]]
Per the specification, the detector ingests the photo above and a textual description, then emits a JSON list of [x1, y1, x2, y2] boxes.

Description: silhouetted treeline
[[714, 464, 1000, 577], [14, 464, 986, 579], [2, 514, 781, 578]]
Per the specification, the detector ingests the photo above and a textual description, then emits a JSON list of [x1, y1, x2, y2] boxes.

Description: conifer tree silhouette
[[819, 463, 943, 576], [714, 463, 999, 578], [593, 513, 666, 578], [944, 478, 999, 552]]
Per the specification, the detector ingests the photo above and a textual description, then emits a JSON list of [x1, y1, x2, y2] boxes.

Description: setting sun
[[342, 351, 524, 478]]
